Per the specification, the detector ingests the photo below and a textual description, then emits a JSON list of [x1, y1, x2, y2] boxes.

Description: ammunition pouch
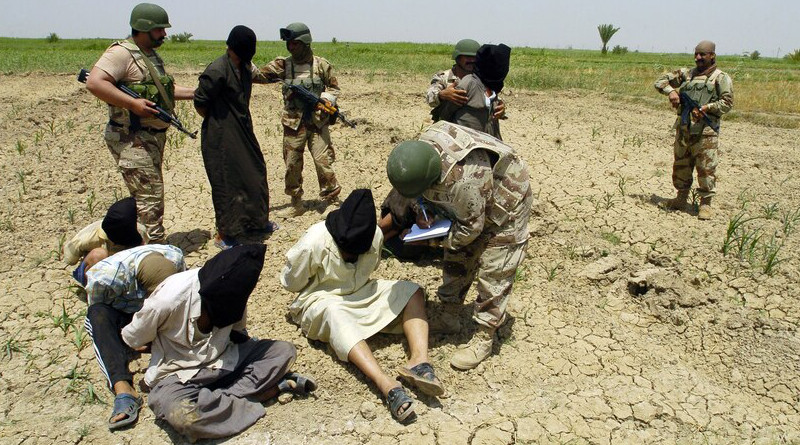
[[125, 75, 175, 112]]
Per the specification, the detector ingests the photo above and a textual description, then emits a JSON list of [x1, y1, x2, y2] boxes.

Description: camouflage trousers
[[104, 124, 167, 242], [282, 124, 340, 200], [437, 235, 528, 329], [673, 128, 719, 198]]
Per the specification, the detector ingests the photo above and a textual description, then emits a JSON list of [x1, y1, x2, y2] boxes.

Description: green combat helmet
[[452, 39, 480, 60], [280, 22, 312, 45], [386, 141, 442, 198], [130, 3, 171, 32]]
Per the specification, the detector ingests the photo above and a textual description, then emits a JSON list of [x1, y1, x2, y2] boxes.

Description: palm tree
[[598, 24, 620, 55]]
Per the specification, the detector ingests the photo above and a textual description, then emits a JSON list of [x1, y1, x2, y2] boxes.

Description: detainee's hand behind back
[[493, 100, 506, 119]]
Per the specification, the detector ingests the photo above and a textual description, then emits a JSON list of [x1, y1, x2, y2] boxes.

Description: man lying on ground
[[122, 244, 312, 441], [281, 189, 444, 423], [64, 197, 148, 286]]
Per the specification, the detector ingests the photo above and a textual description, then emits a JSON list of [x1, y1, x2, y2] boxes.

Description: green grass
[[3, 38, 800, 124], [601, 231, 621, 245]]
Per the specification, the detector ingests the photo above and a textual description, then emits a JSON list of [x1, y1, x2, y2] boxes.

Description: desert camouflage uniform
[[426, 68, 459, 122], [98, 41, 173, 242], [418, 121, 532, 328], [655, 67, 733, 198], [259, 56, 341, 200]]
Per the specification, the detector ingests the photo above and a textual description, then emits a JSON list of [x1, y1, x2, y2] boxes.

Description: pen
[[417, 197, 429, 222]]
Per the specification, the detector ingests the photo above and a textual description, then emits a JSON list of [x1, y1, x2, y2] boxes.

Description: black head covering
[[226, 25, 257, 64], [101, 197, 142, 247], [198, 244, 266, 328], [325, 189, 377, 255], [473, 43, 511, 93]]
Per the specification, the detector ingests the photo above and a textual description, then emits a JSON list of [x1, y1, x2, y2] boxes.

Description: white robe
[[281, 222, 420, 361]]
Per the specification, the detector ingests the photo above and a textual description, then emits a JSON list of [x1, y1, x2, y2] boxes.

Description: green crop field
[[2, 37, 799, 127]]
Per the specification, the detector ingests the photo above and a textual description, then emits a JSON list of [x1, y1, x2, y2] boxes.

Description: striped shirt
[[85, 244, 185, 313]]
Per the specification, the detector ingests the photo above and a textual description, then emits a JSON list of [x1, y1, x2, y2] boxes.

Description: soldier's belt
[[108, 120, 168, 133]]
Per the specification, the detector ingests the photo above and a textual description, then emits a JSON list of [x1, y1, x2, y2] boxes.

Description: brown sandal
[[397, 362, 445, 397], [386, 386, 415, 422]]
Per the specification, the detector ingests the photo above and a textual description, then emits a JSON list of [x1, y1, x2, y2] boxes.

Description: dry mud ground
[[1, 70, 800, 445]]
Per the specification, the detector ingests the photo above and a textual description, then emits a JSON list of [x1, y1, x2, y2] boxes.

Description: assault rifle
[[77, 68, 197, 139], [286, 83, 356, 128], [679, 91, 719, 134]]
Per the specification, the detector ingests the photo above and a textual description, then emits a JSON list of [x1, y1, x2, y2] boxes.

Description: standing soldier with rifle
[[654, 40, 733, 220], [258, 22, 342, 217], [86, 3, 195, 243]]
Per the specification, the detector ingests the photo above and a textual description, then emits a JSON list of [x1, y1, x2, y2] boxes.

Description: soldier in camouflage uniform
[[387, 121, 533, 370], [86, 3, 195, 243], [426, 39, 506, 131], [379, 41, 511, 261], [437, 43, 511, 140], [258, 23, 342, 217], [654, 40, 733, 220]]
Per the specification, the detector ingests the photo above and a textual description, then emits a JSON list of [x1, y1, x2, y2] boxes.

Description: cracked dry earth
[[1, 70, 799, 445]]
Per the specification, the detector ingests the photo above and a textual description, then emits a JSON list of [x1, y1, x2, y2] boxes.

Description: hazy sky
[[3, 0, 796, 56]]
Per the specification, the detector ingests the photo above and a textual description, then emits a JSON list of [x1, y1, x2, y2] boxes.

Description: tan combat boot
[[278, 195, 305, 217], [450, 326, 495, 370], [664, 189, 690, 211], [697, 197, 713, 220]]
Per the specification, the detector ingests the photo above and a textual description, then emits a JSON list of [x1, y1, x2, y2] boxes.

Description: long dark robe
[[195, 55, 269, 237]]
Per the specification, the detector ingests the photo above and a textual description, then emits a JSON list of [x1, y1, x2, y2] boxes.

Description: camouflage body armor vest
[[109, 40, 175, 129], [679, 68, 721, 134], [420, 121, 531, 228], [282, 57, 325, 117]]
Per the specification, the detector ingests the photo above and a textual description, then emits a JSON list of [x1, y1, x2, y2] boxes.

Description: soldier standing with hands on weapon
[[258, 23, 343, 217], [86, 3, 195, 243], [655, 40, 733, 220]]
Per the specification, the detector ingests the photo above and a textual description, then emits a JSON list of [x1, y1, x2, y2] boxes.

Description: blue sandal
[[213, 236, 240, 250], [249, 221, 280, 235], [386, 386, 415, 422], [278, 372, 317, 396], [108, 393, 143, 430]]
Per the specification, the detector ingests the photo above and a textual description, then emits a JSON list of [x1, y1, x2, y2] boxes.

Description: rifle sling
[[140, 52, 174, 112]]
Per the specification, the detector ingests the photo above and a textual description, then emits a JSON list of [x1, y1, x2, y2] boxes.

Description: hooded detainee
[[281, 189, 444, 422], [122, 244, 312, 441]]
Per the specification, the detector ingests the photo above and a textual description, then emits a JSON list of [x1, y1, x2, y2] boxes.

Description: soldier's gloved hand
[[131, 98, 160, 117], [439, 84, 468, 106], [668, 91, 680, 109]]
